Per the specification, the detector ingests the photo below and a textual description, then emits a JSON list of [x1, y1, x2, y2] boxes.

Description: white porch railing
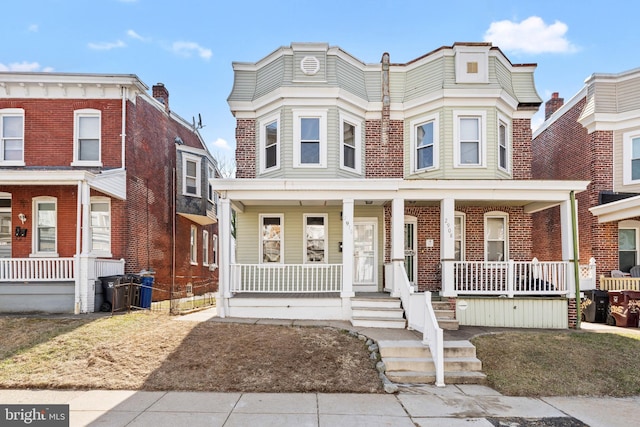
[[0, 257, 75, 281], [230, 264, 342, 293], [95, 258, 126, 278], [447, 259, 570, 297], [386, 262, 444, 387]]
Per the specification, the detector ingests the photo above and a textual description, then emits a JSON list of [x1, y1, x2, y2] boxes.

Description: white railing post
[[507, 259, 515, 298]]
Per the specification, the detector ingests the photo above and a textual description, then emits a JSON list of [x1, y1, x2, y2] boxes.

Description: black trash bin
[[582, 289, 608, 323], [99, 275, 126, 312]]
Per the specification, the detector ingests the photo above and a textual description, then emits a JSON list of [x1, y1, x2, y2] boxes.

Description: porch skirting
[[454, 296, 568, 329], [0, 281, 75, 313], [225, 294, 347, 320]]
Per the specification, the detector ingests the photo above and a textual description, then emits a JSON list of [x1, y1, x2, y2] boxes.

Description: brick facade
[[235, 119, 256, 178], [512, 118, 533, 180], [365, 119, 404, 178]]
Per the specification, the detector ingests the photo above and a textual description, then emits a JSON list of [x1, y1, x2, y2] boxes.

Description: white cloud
[[171, 41, 212, 60], [28, 24, 38, 32], [127, 29, 149, 41], [0, 61, 52, 72], [211, 138, 232, 151], [88, 40, 126, 50], [484, 16, 578, 54]]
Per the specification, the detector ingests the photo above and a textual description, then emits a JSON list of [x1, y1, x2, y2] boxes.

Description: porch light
[[365, 200, 373, 205]]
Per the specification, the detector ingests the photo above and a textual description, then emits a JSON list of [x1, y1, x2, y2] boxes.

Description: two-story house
[[0, 73, 219, 313], [215, 43, 589, 332], [532, 68, 640, 291]]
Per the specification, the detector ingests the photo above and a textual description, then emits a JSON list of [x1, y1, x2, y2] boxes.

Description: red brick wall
[[365, 119, 404, 178], [0, 99, 123, 168], [512, 118, 532, 179], [235, 119, 256, 178]]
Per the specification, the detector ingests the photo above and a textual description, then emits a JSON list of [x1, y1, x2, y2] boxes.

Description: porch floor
[[233, 292, 391, 299]]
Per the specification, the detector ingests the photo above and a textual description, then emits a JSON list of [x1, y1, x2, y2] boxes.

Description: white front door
[[353, 218, 378, 292]]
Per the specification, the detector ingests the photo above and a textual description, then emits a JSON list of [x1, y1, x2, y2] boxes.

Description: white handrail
[[422, 291, 444, 387]]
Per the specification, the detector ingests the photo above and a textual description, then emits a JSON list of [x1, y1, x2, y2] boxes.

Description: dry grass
[[0, 312, 382, 393], [472, 331, 640, 397]]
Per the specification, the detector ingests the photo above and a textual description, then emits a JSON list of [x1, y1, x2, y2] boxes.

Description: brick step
[[434, 309, 455, 319]]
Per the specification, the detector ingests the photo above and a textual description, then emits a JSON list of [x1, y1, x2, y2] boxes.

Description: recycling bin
[[607, 290, 640, 327], [140, 276, 154, 309]]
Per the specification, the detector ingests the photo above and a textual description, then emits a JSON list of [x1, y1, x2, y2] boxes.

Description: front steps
[[432, 299, 459, 330], [350, 296, 406, 329], [378, 339, 487, 385]]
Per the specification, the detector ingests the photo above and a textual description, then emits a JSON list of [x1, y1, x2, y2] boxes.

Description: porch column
[[217, 197, 232, 317], [76, 180, 92, 313], [440, 198, 455, 297], [560, 198, 577, 296], [390, 197, 404, 297], [341, 199, 355, 298]]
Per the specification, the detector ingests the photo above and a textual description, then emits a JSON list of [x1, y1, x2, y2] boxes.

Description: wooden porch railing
[[230, 264, 342, 293], [599, 276, 640, 291], [0, 257, 75, 281]]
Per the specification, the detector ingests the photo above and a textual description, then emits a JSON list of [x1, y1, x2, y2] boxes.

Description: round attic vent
[[300, 56, 320, 76]]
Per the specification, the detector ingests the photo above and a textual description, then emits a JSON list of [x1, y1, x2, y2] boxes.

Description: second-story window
[[454, 111, 486, 167], [261, 115, 279, 172], [0, 108, 24, 165], [207, 164, 215, 202], [340, 112, 362, 173], [293, 110, 327, 168], [410, 113, 439, 173], [73, 109, 101, 166], [623, 131, 640, 185], [498, 118, 509, 172], [183, 154, 201, 197]]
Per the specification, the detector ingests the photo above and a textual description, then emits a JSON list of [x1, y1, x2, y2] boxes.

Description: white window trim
[[619, 220, 640, 270], [410, 113, 440, 174], [260, 214, 284, 264], [182, 153, 202, 197], [90, 196, 112, 257], [484, 211, 508, 262], [259, 112, 280, 173], [207, 164, 215, 202], [497, 113, 511, 174], [623, 130, 640, 185], [339, 111, 362, 174], [0, 108, 26, 166], [190, 225, 198, 265], [212, 234, 218, 268], [31, 196, 58, 257], [303, 213, 328, 264], [71, 108, 102, 167], [454, 212, 466, 261], [453, 110, 487, 168], [203, 229, 210, 266], [292, 109, 327, 168]]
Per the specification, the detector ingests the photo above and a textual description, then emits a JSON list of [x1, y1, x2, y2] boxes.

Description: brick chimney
[[152, 83, 169, 112], [545, 92, 564, 120]]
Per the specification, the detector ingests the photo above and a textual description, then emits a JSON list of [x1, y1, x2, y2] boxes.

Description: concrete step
[[351, 297, 401, 309], [351, 316, 406, 329], [443, 340, 477, 358], [352, 307, 405, 319], [379, 340, 477, 359], [434, 309, 455, 319], [386, 370, 487, 385], [384, 356, 482, 372], [437, 318, 460, 330], [431, 301, 452, 310]]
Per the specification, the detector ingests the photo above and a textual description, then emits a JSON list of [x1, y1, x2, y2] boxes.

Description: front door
[[353, 218, 378, 292], [0, 212, 11, 258]]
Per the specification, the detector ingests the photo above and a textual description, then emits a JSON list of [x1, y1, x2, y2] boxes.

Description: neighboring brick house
[[532, 68, 640, 281], [0, 73, 219, 313], [216, 42, 589, 330]]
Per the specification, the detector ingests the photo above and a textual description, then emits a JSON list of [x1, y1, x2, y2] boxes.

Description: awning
[[590, 194, 640, 223], [177, 212, 217, 226]]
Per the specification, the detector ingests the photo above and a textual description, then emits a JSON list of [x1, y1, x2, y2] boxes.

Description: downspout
[[172, 167, 176, 304], [571, 190, 581, 329], [74, 181, 82, 314], [120, 86, 127, 169]]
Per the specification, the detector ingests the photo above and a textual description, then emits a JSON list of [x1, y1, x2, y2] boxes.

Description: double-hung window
[[212, 234, 218, 267], [0, 108, 24, 165], [454, 213, 465, 261], [498, 115, 509, 172], [183, 154, 201, 197], [203, 230, 210, 266], [207, 164, 215, 202], [304, 214, 327, 263], [33, 197, 57, 256], [90, 197, 111, 255], [410, 113, 439, 173], [260, 215, 283, 263], [190, 225, 198, 264], [623, 131, 640, 184], [260, 113, 280, 172], [73, 109, 101, 166], [454, 111, 486, 167], [339, 112, 361, 173], [485, 212, 508, 262], [293, 110, 327, 168], [619, 222, 640, 273]]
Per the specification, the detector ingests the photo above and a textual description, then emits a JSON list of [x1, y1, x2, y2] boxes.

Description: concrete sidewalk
[[1, 385, 637, 426]]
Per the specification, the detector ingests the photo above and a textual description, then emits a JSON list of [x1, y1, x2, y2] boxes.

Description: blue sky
[[2, 0, 639, 166]]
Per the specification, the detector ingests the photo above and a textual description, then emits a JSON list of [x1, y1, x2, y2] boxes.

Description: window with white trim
[[183, 154, 201, 197], [207, 164, 215, 202], [33, 197, 57, 255], [484, 212, 508, 261], [212, 234, 218, 267], [260, 113, 280, 172], [623, 131, 640, 185], [260, 215, 283, 263], [0, 108, 24, 164], [203, 229, 209, 266], [90, 197, 111, 255], [410, 114, 439, 173], [498, 116, 509, 172], [453, 111, 486, 167], [454, 212, 465, 261], [340, 112, 361, 172], [190, 225, 197, 264], [293, 110, 327, 168], [619, 221, 640, 273], [304, 214, 327, 263], [73, 109, 101, 166]]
